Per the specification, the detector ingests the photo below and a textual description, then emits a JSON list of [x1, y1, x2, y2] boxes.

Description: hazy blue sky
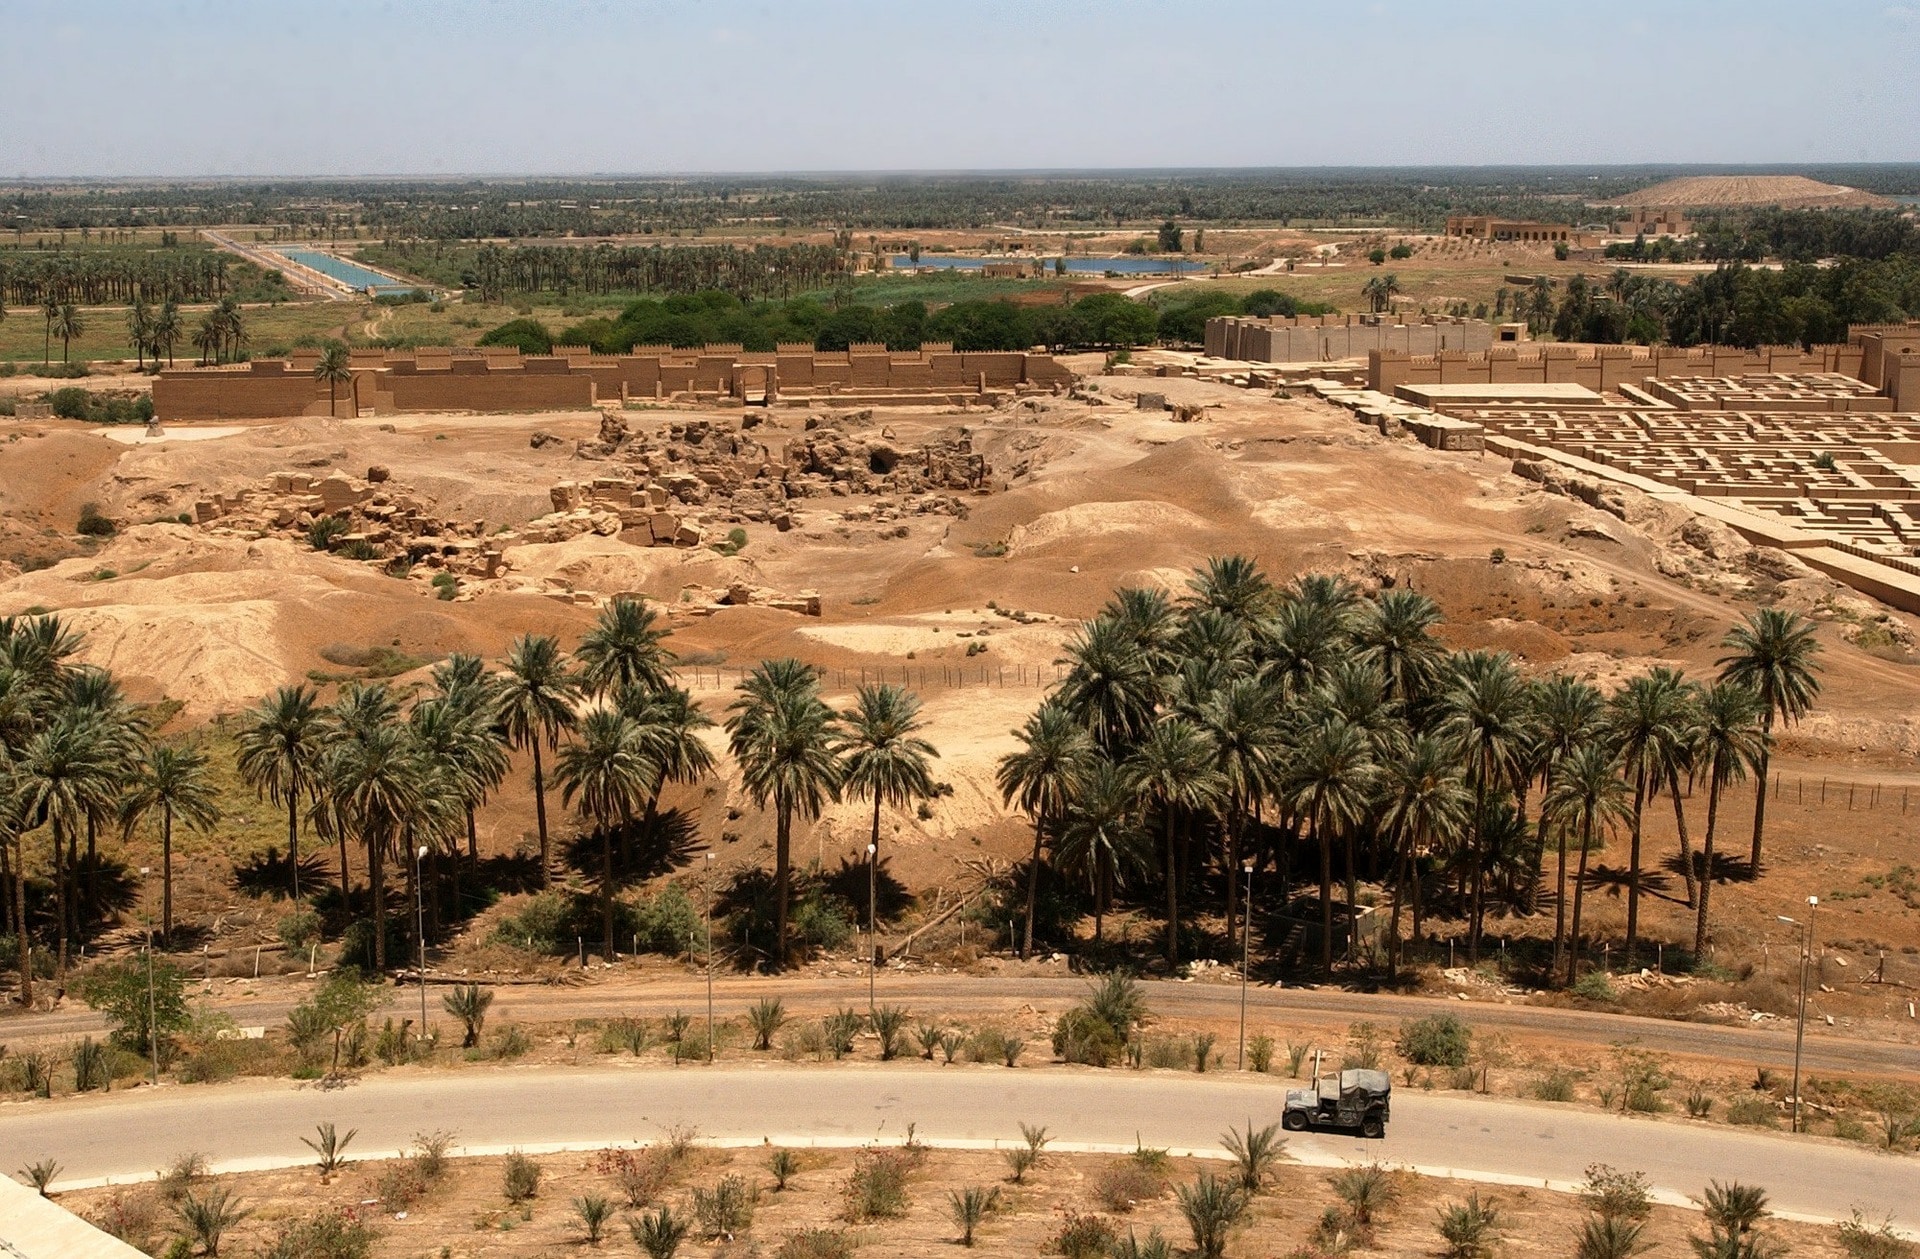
[[6, 0, 1918, 176]]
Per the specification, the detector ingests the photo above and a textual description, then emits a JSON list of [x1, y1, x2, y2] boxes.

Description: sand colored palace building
[[151, 343, 1074, 421]]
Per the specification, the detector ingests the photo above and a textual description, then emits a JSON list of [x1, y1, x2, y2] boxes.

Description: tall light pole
[[867, 842, 878, 1015], [1238, 861, 1254, 1071], [1778, 895, 1818, 1133], [705, 851, 716, 1064], [415, 845, 429, 1039]]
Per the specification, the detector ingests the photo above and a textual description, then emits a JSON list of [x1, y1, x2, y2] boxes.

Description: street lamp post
[[867, 842, 878, 1015], [705, 851, 716, 1063], [415, 845, 429, 1038], [1238, 861, 1254, 1071], [1777, 895, 1819, 1133]]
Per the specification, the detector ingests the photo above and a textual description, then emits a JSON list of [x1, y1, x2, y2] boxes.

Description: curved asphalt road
[[3, 1065, 1912, 1230], [9, 975, 1918, 1077]]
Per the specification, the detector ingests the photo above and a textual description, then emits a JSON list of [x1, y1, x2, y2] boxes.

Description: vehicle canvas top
[[1340, 1069, 1391, 1096]]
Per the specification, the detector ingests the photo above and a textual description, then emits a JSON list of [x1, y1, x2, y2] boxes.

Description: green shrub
[[1397, 1014, 1472, 1068], [1726, 1098, 1779, 1127], [1050, 1211, 1117, 1259], [1533, 1071, 1577, 1102], [76, 502, 117, 537], [502, 1150, 541, 1203], [71, 956, 190, 1056], [776, 1228, 853, 1259], [692, 1173, 758, 1238], [843, 1148, 914, 1221], [1580, 1164, 1652, 1222], [1053, 1007, 1124, 1066], [1835, 1211, 1914, 1259], [307, 516, 349, 551], [1435, 1192, 1502, 1259], [478, 318, 554, 354], [1573, 971, 1619, 1002], [1247, 1034, 1274, 1074]]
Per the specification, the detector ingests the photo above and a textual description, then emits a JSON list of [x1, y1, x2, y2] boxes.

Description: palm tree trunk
[[337, 819, 352, 910], [1164, 807, 1179, 967], [1695, 771, 1723, 959], [466, 805, 478, 864], [1317, 812, 1333, 979], [1387, 838, 1409, 980], [1625, 775, 1646, 966], [287, 783, 301, 902], [1551, 824, 1569, 984], [85, 815, 98, 926], [12, 833, 31, 1006], [53, 820, 68, 976], [162, 806, 174, 947], [1567, 821, 1594, 986], [869, 794, 883, 937], [1748, 719, 1773, 871], [1022, 819, 1044, 961], [1343, 825, 1360, 964], [369, 826, 386, 971], [774, 803, 791, 970], [1668, 769, 1697, 909], [602, 824, 616, 963], [1468, 780, 1487, 965], [532, 740, 551, 886], [1093, 855, 1106, 942], [1526, 806, 1550, 917]]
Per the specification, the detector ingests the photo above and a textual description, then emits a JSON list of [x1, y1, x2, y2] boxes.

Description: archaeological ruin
[[150, 343, 1076, 422]]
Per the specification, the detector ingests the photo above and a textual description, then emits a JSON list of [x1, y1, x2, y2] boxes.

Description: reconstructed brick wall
[[153, 343, 1074, 420], [1207, 315, 1491, 362], [1368, 342, 1870, 395]]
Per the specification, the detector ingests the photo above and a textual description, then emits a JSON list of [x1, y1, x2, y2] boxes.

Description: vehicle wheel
[[1361, 1116, 1384, 1139], [1282, 1111, 1309, 1132]]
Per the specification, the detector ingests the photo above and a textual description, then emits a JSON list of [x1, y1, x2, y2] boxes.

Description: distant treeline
[[475, 287, 1320, 355], [8, 168, 1915, 236], [1523, 255, 1920, 348], [0, 245, 281, 307], [361, 241, 853, 302]]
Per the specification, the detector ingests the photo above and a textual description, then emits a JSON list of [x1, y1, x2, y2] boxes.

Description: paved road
[[10, 974, 1917, 1077], [3, 1065, 1911, 1229]]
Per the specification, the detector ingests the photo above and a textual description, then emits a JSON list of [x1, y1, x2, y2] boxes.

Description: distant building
[[1612, 207, 1694, 237], [982, 259, 1042, 278], [1445, 216, 1577, 244]]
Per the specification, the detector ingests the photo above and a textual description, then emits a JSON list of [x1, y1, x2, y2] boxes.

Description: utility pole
[[145, 925, 160, 1086], [1778, 896, 1818, 1133], [415, 846, 429, 1038], [705, 852, 716, 1063], [867, 843, 878, 1015], [1238, 861, 1254, 1071]]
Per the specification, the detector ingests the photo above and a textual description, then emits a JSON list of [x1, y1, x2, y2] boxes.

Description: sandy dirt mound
[[1004, 500, 1213, 556], [1622, 175, 1889, 208]]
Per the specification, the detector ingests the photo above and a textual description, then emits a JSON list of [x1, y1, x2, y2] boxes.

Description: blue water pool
[[892, 254, 1208, 275], [277, 248, 420, 294]]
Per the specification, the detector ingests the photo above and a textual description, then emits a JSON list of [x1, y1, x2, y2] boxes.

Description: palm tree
[[1186, 554, 1276, 624], [215, 297, 246, 362], [1543, 742, 1632, 986], [313, 342, 353, 416], [1606, 669, 1695, 962], [1717, 610, 1821, 871], [1053, 757, 1149, 941], [1280, 715, 1378, 977], [1692, 682, 1767, 958], [13, 713, 120, 974], [152, 299, 180, 367], [235, 685, 324, 900], [1437, 652, 1531, 963], [1195, 675, 1282, 944], [1057, 616, 1159, 753], [556, 709, 655, 961], [996, 701, 1094, 959], [1353, 589, 1446, 706], [496, 634, 580, 885], [122, 742, 221, 946], [192, 311, 222, 365], [1379, 734, 1469, 977], [56, 304, 84, 363], [576, 597, 675, 699], [726, 659, 841, 968], [428, 653, 509, 863], [616, 683, 715, 835], [1127, 717, 1223, 967], [319, 682, 415, 970], [127, 296, 151, 370], [41, 295, 58, 365], [836, 684, 937, 933], [1525, 676, 1604, 921]]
